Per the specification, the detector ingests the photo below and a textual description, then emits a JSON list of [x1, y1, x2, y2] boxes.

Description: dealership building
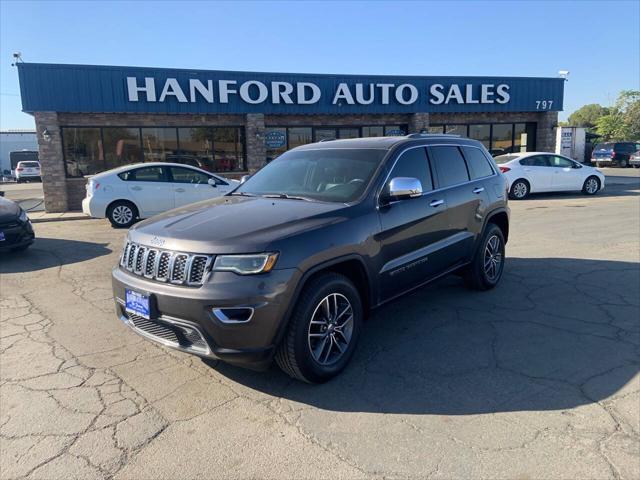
[[16, 62, 564, 212]]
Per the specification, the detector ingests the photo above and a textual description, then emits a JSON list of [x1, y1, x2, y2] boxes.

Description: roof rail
[[318, 138, 336, 142], [405, 133, 461, 138]]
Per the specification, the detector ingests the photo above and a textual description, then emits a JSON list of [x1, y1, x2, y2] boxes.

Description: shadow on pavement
[[0, 237, 112, 273], [210, 256, 639, 415], [519, 183, 639, 201]]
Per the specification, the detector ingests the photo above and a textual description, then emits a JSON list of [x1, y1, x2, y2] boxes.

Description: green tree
[[595, 90, 640, 141], [567, 104, 609, 128]]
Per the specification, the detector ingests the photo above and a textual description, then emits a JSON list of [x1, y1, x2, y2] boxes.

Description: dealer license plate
[[125, 289, 150, 319]]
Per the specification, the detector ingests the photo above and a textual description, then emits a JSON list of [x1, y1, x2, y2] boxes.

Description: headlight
[[18, 209, 28, 222], [213, 253, 279, 275]]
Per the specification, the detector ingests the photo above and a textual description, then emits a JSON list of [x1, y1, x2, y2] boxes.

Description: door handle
[[174, 188, 186, 193], [430, 199, 444, 207], [473, 187, 485, 194], [131, 186, 142, 191]]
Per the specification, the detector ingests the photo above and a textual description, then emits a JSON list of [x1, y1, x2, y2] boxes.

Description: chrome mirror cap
[[388, 177, 423, 199]]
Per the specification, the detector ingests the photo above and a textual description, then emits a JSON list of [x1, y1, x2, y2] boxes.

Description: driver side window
[[389, 148, 433, 192]]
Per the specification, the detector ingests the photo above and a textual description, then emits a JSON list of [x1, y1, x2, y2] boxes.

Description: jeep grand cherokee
[[112, 134, 509, 383]]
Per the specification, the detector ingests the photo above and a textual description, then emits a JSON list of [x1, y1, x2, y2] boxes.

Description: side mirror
[[387, 177, 423, 200], [573, 163, 582, 169], [240, 175, 251, 184], [207, 178, 217, 187]]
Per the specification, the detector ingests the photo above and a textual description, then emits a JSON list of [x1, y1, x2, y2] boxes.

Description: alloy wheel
[[513, 182, 527, 198], [483, 235, 503, 282], [307, 293, 354, 366], [112, 205, 133, 225], [585, 178, 599, 194]]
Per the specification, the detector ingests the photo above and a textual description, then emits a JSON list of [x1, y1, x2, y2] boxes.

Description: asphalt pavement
[[1, 182, 639, 479]]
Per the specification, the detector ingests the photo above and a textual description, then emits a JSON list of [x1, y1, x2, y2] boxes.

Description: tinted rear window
[[494, 154, 519, 164], [19, 162, 40, 168], [462, 147, 495, 179], [428, 146, 470, 187]]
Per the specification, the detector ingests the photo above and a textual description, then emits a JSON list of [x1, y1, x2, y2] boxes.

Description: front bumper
[[0, 220, 35, 252], [112, 265, 301, 369]]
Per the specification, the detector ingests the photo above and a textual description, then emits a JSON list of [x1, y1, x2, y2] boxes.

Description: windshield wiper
[[262, 193, 313, 201], [229, 191, 257, 197]]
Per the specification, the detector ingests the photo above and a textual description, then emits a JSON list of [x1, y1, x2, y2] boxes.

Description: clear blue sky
[[1, 0, 638, 129]]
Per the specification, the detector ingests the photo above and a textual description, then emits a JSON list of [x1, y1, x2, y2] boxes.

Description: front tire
[[509, 179, 529, 200], [275, 273, 363, 383], [619, 159, 628, 168], [582, 176, 600, 195], [107, 201, 138, 228], [464, 224, 506, 291]]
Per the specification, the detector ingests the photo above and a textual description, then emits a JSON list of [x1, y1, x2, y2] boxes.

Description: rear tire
[[107, 201, 138, 228], [464, 224, 506, 291], [509, 179, 529, 200], [582, 176, 600, 195], [275, 273, 363, 383], [619, 159, 628, 168]]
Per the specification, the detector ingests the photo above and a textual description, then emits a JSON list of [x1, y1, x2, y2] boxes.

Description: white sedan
[[494, 152, 605, 200], [82, 163, 239, 227]]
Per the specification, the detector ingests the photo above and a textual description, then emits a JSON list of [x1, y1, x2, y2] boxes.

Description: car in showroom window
[[112, 135, 511, 383], [82, 162, 239, 227], [495, 152, 605, 199]]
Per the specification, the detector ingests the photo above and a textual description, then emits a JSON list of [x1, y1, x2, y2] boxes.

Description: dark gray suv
[[112, 134, 509, 383]]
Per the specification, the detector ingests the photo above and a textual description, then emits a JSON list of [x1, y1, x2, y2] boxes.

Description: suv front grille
[[120, 242, 213, 286]]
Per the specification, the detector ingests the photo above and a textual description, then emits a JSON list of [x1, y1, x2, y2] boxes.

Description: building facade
[[17, 63, 563, 212]]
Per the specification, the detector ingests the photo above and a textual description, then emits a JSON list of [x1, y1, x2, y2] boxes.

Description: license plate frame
[[125, 289, 153, 320]]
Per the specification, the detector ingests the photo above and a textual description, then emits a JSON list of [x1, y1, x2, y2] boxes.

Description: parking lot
[[1, 181, 639, 479]]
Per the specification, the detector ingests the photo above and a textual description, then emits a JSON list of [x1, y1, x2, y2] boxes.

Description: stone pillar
[[536, 111, 558, 152], [34, 112, 67, 213], [408, 112, 430, 133], [245, 113, 266, 172]]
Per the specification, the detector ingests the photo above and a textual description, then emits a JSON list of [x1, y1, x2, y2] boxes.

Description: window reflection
[[214, 127, 243, 172], [176, 127, 214, 171], [445, 125, 468, 136], [427, 126, 444, 134], [288, 127, 313, 149], [469, 124, 491, 150], [362, 126, 384, 137], [490, 124, 513, 156], [141, 128, 178, 163], [62, 128, 103, 177], [103, 128, 141, 170]]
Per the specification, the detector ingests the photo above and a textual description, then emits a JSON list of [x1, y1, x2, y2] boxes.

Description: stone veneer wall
[[33, 110, 557, 212]]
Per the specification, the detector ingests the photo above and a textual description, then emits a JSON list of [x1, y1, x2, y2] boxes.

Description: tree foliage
[[567, 104, 609, 128], [595, 90, 640, 141]]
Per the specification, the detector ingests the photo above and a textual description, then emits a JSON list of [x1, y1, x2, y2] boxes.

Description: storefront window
[[445, 124, 468, 136], [491, 124, 513, 156], [103, 128, 142, 170], [213, 127, 244, 172], [141, 127, 178, 163], [265, 128, 287, 162], [176, 128, 214, 170], [62, 128, 103, 177], [288, 127, 313, 149], [427, 126, 445, 134], [384, 125, 406, 136], [469, 124, 491, 149], [514, 123, 536, 152], [314, 128, 336, 142], [362, 126, 384, 137]]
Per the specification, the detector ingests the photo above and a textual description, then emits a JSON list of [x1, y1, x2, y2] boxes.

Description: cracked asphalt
[[1, 183, 639, 480]]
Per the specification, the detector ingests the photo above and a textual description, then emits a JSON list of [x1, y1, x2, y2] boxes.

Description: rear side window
[[462, 147, 494, 179], [520, 156, 548, 167], [616, 143, 636, 153], [428, 146, 470, 187], [388, 148, 433, 192], [118, 166, 165, 182]]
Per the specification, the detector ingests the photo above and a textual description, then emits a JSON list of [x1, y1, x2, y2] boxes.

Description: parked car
[[494, 152, 605, 199], [112, 134, 510, 383], [14, 161, 41, 183], [0, 195, 35, 252], [82, 163, 240, 228], [630, 149, 640, 168], [591, 142, 640, 168]]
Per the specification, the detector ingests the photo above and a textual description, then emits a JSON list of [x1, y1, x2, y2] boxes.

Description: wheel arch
[[484, 208, 510, 244]]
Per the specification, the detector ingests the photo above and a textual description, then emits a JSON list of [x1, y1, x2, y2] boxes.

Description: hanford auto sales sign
[[17, 63, 564, 115]]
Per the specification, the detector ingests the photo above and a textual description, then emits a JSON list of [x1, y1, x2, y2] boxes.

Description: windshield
[[594, 143, 614, 151], [494, 154, 520, 164], [235, 148, 387, 202]]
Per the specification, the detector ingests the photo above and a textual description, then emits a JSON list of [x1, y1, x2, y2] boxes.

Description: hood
[[0, 197, 21, 223], [129, 195, 349, 254]]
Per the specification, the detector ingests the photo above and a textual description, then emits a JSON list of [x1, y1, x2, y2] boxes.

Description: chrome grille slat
[[120, 242, 213, 287]]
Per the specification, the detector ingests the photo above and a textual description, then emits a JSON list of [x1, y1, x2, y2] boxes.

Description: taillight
[[16, 167, 23, 172], [499, 166, 511, 173], [611, 152, 617, 159]]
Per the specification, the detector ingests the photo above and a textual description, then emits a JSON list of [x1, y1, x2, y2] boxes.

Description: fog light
[[212, 307, 254, 324]]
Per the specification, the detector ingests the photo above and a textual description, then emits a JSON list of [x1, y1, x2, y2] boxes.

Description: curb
[[30, 215, 93, 224]]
